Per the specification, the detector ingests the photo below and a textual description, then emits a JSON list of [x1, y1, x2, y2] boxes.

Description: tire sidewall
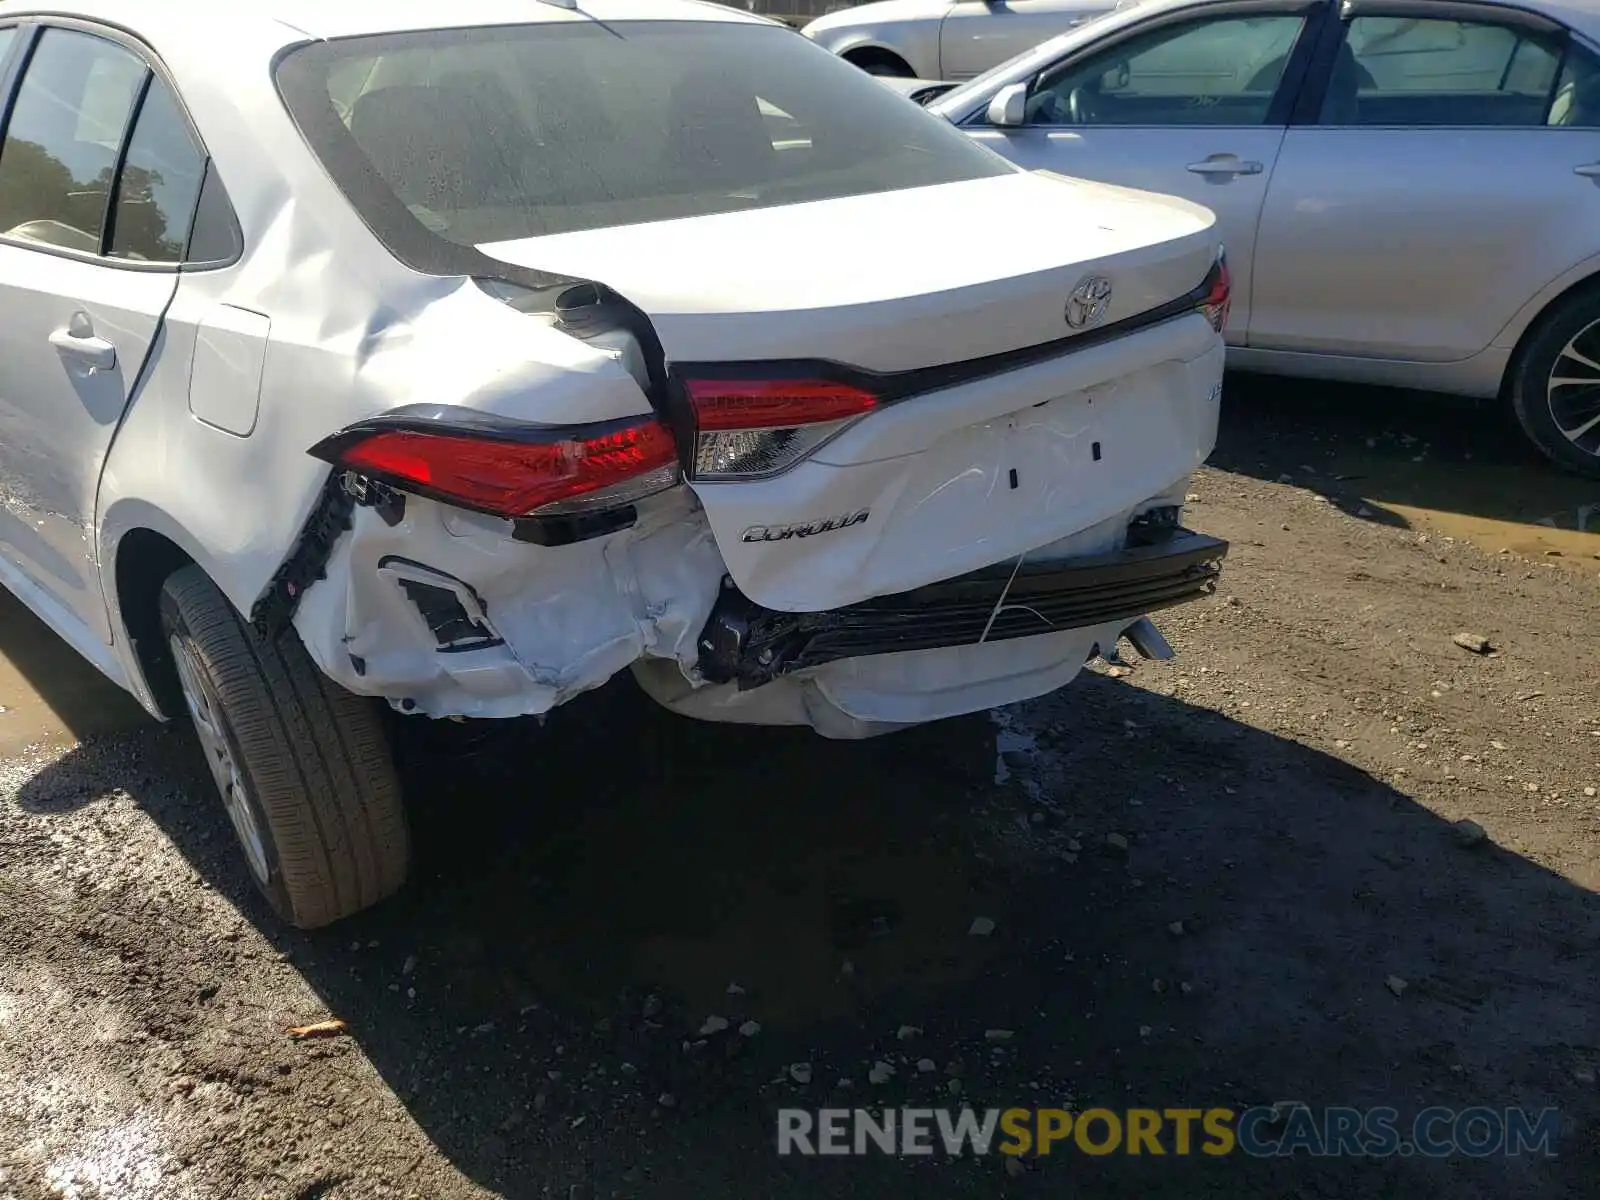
[[158, 587, 296, 920], [1511, 292, 1600, 478]]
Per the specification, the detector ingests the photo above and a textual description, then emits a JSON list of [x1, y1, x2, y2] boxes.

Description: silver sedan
[[923, 0, 1600, 475]]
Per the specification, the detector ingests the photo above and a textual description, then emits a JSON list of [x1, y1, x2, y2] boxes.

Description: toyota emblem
[[1065, 276, 1113, 330]]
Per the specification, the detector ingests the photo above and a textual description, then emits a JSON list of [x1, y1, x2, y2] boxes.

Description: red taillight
[[325, 419, 680, 519], [1200, 254, 1231, 333], [681, 377, 879, 479], [684, 378, 878, 430]]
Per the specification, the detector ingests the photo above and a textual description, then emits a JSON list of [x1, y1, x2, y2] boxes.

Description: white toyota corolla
[[0, 0, 1229, 925]]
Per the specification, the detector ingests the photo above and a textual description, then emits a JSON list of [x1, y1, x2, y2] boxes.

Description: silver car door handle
[[49, 328, 117, 371], [1186, 158, 1264, 176], [1574, 163, 1600, 177]]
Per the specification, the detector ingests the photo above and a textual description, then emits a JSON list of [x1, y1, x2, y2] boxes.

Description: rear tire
[[1508, 287, 1600, 478], [159, 565, 409, 928], [845, 49, 914, 77]]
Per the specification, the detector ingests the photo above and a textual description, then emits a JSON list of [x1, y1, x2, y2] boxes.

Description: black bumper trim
[[697, 529, 1228, 688]]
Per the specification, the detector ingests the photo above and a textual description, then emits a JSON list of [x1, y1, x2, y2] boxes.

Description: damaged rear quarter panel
[[107, 267, 716, 719], [94, 39, 719, 715], [270, 284, 734, 718]]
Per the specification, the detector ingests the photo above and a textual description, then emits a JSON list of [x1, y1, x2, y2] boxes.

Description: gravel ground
[[1, 380, 1598, 1199]]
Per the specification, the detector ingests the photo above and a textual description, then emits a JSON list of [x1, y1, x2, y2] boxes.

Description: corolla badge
[[742, 509, 870, 543], [1065, 276, 1113, 330]]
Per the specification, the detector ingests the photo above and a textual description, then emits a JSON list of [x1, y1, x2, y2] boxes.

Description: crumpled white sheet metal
[[295, 487, 726, 719], [629, 499, 1176, 739]]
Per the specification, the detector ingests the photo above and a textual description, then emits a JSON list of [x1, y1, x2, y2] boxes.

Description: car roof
[[1010, 0, 1600, 44], [1146, 0, 1600, 35], [1528, 0, 1600, 40], [933, 0, 1600, 116], [0, 0, 772, 49]]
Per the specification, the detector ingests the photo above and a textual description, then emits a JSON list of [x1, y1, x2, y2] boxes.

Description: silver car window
[[0, 28, 146, 255], [1549, 42, 1600, 127], [1019, 14, 1306, 127], [1321, 16, 1564, 126], [107, 75, 207, 263]]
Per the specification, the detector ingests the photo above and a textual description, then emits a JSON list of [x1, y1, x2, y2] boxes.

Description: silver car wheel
[[169, 632, 271, 887], [1546, 320, 1600, 455]]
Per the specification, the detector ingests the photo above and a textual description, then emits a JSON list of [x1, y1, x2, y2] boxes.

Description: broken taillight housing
[[1199, 252, 1231, 333], [681, 377, 878, 480], [313, 417, 680, 519]]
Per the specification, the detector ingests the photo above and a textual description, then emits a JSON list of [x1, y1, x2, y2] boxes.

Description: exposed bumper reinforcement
[[697, 528, 1227, 688]]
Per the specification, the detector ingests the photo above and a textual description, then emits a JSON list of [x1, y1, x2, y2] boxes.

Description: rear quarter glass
[[274, 21, 1013, 249]]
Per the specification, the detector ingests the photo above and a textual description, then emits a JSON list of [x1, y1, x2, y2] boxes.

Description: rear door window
[[108, 75, 207, 262], [1549, 43, 1600, 127], [1324, 16, 1564, 125], [0, 28, 147, 254]]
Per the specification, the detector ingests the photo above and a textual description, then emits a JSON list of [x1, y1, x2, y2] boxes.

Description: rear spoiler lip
[[671, 251, 1228, 407]]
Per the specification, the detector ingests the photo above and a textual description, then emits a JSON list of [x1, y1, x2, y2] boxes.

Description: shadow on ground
[[17, 674, 1600, 1199], [1215, 375, 1600, 558], [1, 377, 1597, 1195]]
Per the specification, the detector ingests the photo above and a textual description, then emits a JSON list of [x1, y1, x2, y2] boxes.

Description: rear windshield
[[275, 20, 1012, 246]]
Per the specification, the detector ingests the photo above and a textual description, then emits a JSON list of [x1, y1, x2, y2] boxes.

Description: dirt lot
[[2, 379, 1599, 1200]]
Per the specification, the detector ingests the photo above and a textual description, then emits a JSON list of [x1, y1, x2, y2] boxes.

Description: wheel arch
[[102, 503, 218, 720], [840, 43, 918, 75], [1496, 253, 1600, 392]]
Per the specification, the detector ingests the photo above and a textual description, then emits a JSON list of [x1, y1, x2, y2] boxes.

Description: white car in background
[[923, 0, 1600, 475], [802, 0, 1137, 78], [0, 0, 1230, 926]]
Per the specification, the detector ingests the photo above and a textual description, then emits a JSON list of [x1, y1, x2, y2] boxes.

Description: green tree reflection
[[0, 138, 175, 259]]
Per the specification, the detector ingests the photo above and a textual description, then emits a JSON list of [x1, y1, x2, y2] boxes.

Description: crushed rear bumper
[[697, 527, 1228, 689]]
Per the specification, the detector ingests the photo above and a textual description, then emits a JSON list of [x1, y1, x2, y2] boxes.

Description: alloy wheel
[[1546, 319, 1600, 457]]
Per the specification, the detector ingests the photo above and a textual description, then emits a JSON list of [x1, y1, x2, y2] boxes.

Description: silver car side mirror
[[986, 81, 1029, 128]]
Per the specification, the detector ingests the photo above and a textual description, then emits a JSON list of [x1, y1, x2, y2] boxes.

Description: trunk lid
[[480, 171, 1222, 611]]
